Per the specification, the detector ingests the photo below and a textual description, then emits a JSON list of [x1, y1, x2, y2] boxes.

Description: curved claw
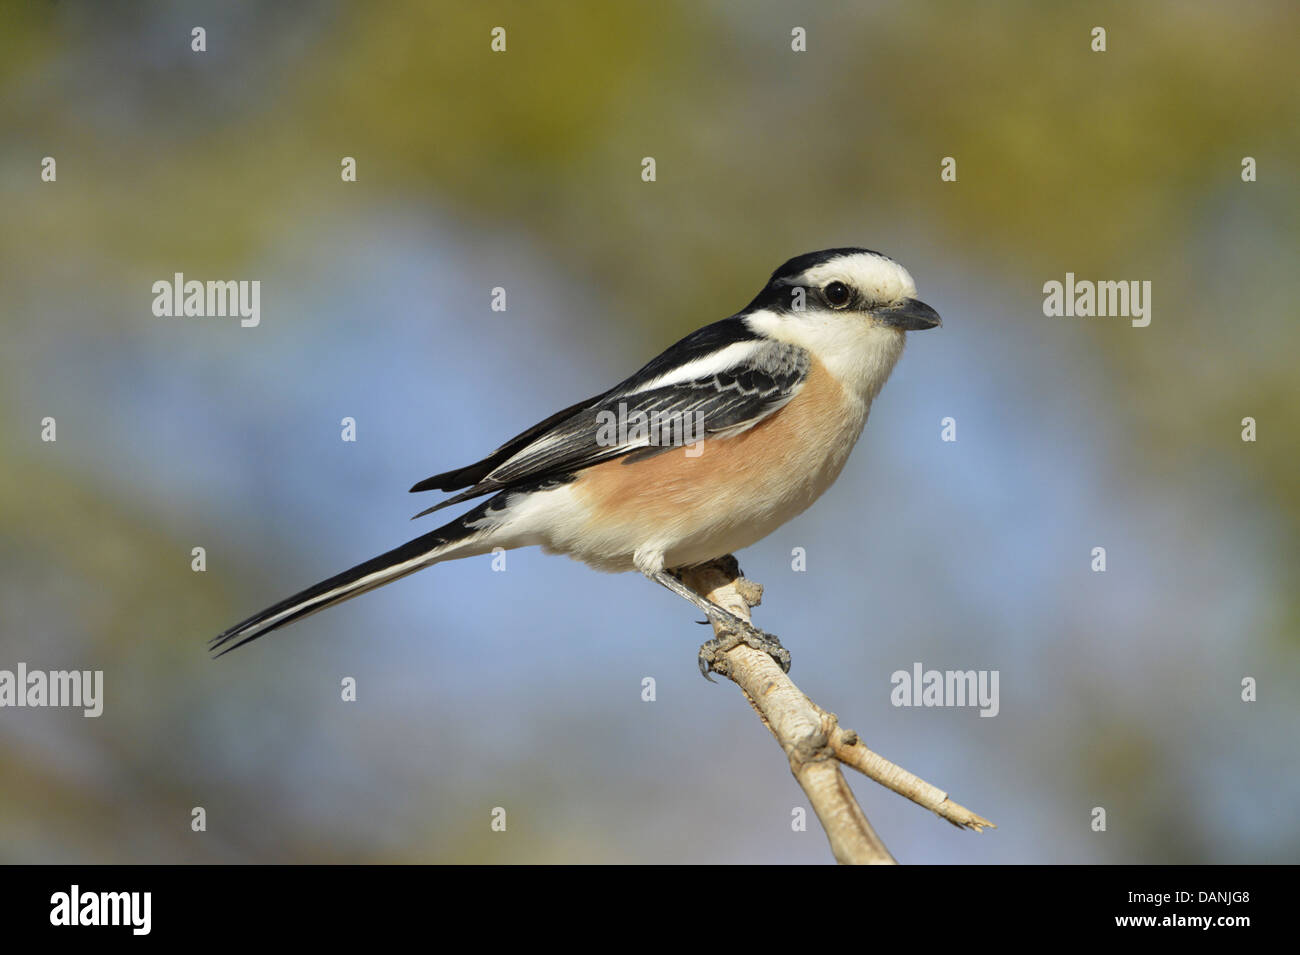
[[697, 654, 716, 682], [693, 601, 791, 678]]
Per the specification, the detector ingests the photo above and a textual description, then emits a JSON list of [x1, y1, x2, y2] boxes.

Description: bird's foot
[[697, 611, 791, 681]]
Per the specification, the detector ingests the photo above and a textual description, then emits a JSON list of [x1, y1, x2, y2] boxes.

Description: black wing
[[410, 318, 810, 516]]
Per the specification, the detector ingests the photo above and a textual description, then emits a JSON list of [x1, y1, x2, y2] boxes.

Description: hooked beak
[[876, 298, 941, 331]]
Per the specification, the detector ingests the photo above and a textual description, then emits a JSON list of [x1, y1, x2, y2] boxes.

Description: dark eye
[[824, 281, 851, 308]]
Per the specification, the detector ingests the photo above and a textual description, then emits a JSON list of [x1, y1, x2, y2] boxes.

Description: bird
[[210, 247, 941, 673]]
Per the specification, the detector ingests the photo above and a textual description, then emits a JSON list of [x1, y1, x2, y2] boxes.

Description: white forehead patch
[[790, 252, 917, 305]]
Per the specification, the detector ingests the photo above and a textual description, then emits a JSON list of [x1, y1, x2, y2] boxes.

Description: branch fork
[[678, 556, 995, 864]]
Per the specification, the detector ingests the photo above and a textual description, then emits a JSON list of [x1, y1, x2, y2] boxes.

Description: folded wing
[[410, 319, 810, 517]]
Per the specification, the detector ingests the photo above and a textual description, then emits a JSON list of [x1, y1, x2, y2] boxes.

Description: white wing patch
[[625, 340, 768, 394]]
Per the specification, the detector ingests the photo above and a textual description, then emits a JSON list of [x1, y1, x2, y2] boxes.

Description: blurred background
[[2, 0, 1297, 863]]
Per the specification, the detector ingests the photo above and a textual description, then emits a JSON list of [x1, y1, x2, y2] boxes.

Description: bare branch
[[822, 715, 996, 833], [679, 555, 995, 863]]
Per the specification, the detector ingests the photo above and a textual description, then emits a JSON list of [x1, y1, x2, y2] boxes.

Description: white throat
[[743, 308, 905, 402]]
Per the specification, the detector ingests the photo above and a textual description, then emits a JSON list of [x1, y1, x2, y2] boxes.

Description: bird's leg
[[646, 568, 791, 679]]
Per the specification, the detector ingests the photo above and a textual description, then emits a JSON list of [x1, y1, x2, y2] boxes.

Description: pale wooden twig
[[679, 555, 995, 863], [680, 557, 894, 864], [819, 712, 996, 832]]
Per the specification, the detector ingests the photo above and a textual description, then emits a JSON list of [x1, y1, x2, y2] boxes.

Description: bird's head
[[740, 248, 940, 396], [745, 247, 941, 332]]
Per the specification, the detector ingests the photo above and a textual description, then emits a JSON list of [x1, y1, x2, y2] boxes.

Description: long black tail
[[209, 517, 485, 657]]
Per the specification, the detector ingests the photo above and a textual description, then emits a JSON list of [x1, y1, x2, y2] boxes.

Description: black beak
[[877, 298, 941, 330]]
